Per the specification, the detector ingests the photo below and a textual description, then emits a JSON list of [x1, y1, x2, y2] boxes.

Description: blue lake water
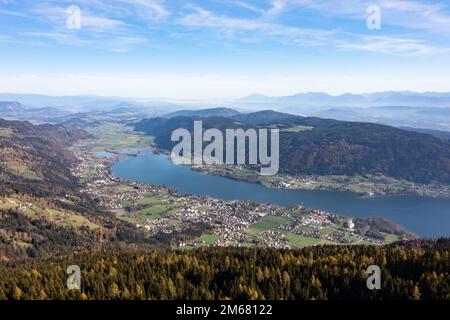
[[112, 151, 450, 238]]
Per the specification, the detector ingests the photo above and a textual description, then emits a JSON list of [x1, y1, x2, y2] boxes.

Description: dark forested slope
[[0, 239, 448, 300], [135, 111, 450, 183]]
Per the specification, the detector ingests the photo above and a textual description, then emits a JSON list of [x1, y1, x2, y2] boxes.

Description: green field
[[0, 199, 100, 230], [137, 195, 165, 206], [196, 206, 209, 213], [86, 124, 154, 152], [0, 128, 13, 137], [319, 226, 335, 235], [284, 232, 322, 248], [118, 192, 180, 224], [248, 215, 293, 235], [198, 234, 219, 244], [382, 232, 400, 243], [282, 125, 314, 132], [6, 163, 42, 181]]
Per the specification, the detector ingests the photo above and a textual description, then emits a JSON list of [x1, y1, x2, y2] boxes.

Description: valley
[[70, 122, 413, 249]]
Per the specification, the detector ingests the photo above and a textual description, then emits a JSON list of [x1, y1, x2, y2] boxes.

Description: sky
[[0, 0, 450, 99]]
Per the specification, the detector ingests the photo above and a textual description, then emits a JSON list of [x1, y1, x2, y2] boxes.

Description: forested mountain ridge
[[0, 238, 448, 300], [0, 119, 166, 261], [0, 118, 89, 197], [135, 111, 450, 184]]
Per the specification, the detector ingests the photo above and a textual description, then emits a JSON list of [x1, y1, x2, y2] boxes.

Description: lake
[[112, 151, 450, 238]]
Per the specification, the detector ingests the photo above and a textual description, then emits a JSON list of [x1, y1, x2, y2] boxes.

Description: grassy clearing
[[87, 124, 154, 152], [319, 226, 335, 235], [240, 242, 256, 248], [6, 163, 42, 181], [344, 235, 360, 242], [282, 125, 314, 132], [196, 206, 209, 213], [0, 199, 100, 230], [248, 215, 293, 235], [0, 128, 13, 137], [198, 234, 219, 244], [135, 205, 172, 219], [113, 184, 135, 193], [298, 225, 314, 233], [382, 232, 400, 243], [166, 219, 182, 226], [120, 197, 179, 223], [44, 209, 100, 230], [284, 232, 322, 248], [136, 195, 164, 206]]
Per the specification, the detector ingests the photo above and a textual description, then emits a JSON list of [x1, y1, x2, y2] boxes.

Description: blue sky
[[1, 0, 450, 99]]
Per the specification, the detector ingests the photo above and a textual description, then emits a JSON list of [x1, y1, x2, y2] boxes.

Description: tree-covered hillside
[[135, 111, 450, 184], [0, 239, 448, 300]]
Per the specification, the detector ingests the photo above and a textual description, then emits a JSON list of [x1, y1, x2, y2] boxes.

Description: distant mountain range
[[3, 91, 450, 111], [310, 106, 450, 132], [135, 109, 450, 184], [238, 91, 450, 108], [0, 101, 26, 112], [0, 94, 182, 114], [2, 91, 450, 131]]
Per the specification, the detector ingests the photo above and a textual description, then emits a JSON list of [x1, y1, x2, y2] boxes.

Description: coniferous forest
[[0, 239, 448, 300]]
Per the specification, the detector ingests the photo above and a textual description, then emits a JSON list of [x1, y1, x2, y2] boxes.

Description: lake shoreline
[[132, 146, 450, 199], [111, 149, 450, 237]]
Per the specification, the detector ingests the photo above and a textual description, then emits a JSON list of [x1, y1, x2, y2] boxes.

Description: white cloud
[[32, 4, 125, 33], [177, 6, 334, 47], [287, 0, 450, 35], [0, 9, 27, 17], [177, 4, 450, 55], [19, 32, 92, 46], [116, 0, 170, 21], [228, 1, 264, 14], [338, 36, 450, 55], [265, 0, 286, 17]]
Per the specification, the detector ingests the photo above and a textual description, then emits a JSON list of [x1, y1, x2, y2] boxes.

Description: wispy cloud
[[176, 3, 450, 55], [31, 4, 125, 33], [13, 1, 162, 51], [107, 35, 148, 52], [264, 0, 286, 17], [177, 6, 334, 47], [116, 0, 170, 21], [0, 8, 27, 17], [19, 31, 91, 46], [2, 0, 450, 56], [338, 36, 450, 55], [286, 0, 450, 35], [227, 1, 264, 14]]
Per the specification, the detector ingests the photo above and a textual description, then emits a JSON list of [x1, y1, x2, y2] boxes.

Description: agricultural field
[[248, 215, 293, 236], [282, 125, 314, 132], [84, 124, 154, 153], [118, 194, 180, 224], [4, 162, 42, 181], [284, 232, 323, 248], [0, 198, 100, 230], [0, 128, 13, 137]]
